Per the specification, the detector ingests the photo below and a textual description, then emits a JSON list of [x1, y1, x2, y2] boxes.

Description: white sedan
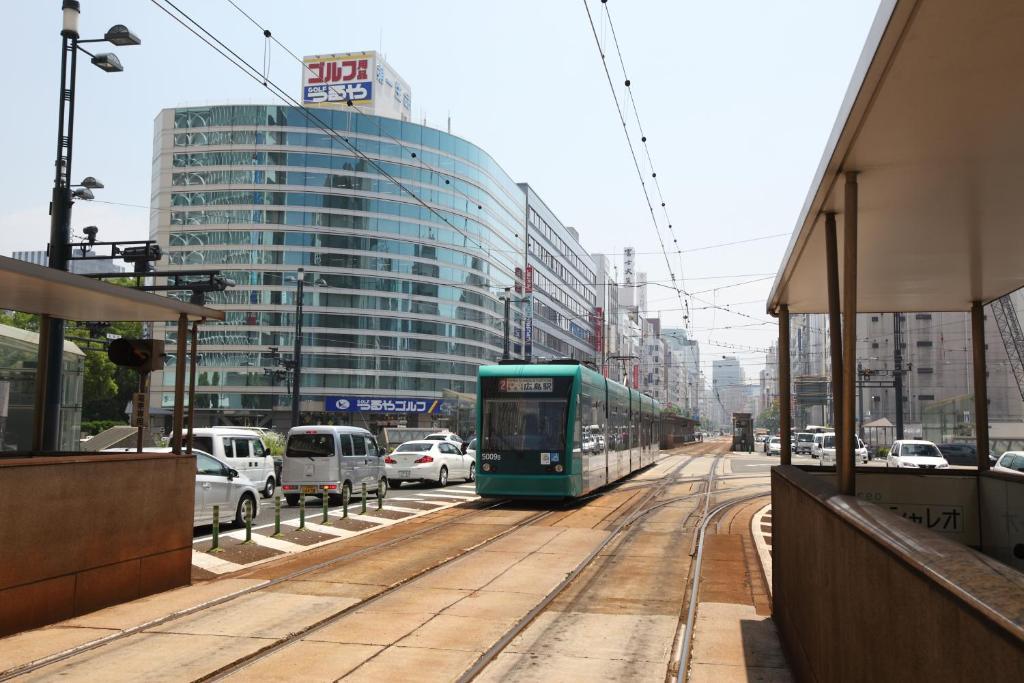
[[768, 437, 782, 455], [105, 448, 260, 527], [993, 451, 1024, 476], [385, 439, 474, 487]]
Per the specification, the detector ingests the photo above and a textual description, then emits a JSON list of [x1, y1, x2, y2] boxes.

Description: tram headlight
[[555, 464, 564, 473], [482, 463, 491, 472]]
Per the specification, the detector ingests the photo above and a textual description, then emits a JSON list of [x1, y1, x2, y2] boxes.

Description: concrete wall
[[0, 452, 195, 636], [980, 471, 1024, 571], [772, 466, 1024, 682]]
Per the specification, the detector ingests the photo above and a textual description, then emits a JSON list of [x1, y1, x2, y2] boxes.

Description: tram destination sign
[[499, 378, 553, 393]]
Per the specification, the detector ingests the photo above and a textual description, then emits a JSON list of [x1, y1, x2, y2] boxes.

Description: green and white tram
[[475, 361, 662, 498]]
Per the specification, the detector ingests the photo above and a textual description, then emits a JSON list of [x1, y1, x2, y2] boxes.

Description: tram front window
[[483, 399, 568, 452]]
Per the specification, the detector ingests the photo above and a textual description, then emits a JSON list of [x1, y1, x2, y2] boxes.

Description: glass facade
[[150, 105, 526, 426]]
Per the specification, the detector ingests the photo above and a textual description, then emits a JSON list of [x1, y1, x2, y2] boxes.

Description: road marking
[[191, 550, 244, 574]]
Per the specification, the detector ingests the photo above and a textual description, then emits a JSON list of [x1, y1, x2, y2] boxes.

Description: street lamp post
[[35, 1, 139, 451], [291, 269, 305, 427]]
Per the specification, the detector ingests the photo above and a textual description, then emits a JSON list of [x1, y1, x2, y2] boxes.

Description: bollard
[[343, 485, 349, 519], [209, 505, 223, 553], [377, 482, 384, 510], [273, 495, 282, 537], [322, 492, 330, 525], [361, 482, 367, 514], [299, 494, 306, 529], [243, 500, 253, 543]]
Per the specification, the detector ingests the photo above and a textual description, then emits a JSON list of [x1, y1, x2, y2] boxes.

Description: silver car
[[281, 425, 386, 506], [105, 448, 259, 527]]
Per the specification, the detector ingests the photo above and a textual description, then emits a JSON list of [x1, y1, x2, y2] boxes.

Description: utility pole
[[893, 312, 905, 439], [502, 288, 511, 360], [858, 362, 866, 437], [291, 268, 304, 427]]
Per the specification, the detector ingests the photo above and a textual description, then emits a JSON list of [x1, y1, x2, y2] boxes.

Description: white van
[[187, 427, 277, 498], [281, 426, 387, 506]]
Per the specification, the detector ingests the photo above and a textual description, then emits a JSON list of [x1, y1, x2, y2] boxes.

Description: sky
[[2, 0, 882, 382]]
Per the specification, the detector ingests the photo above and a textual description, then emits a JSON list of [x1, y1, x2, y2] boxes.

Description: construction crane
[[989, 295, 1024, 401]]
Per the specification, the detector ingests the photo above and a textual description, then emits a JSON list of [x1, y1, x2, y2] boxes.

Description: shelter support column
[[971, 302, 990, 470], [779, 304, 792, 465], [171, 313, 188, 455], [825, 212, 844, 484], [839, 173, 858, 495]]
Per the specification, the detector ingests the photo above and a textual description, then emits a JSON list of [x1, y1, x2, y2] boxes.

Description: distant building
[[11, 249, 123, 276]]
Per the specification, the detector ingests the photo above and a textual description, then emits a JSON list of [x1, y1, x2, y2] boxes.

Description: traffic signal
[[108, 339, 165, 372]]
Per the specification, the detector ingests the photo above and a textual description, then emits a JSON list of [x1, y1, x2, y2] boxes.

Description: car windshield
[[770, 438, 780, 443], [396, 442, 433, 452], [424, 435, 445, 440], [797, 433, 813, 441], [903, 444, 942, 457], [823, 435, 835, 448], [286, 434, 334, 457]]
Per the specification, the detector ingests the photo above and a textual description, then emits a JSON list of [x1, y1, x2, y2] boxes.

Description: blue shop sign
[[324, 396, 448, 414]]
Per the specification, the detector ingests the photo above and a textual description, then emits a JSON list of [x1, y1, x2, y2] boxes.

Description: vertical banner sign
[[624, 247, 635, 286], [633, 364, 640, 389], [132, 392, 149, 428], [524, 265, 534, 293], [593, 307, 604, 353], [515, 266, 523, 294], [524, 294, 534, 359]]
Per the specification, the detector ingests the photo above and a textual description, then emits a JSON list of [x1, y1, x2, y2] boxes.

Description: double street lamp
[[286, 268, 326, 427], [35, 1, 140, 451]]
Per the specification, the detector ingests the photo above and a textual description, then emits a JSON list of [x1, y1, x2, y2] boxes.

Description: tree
[[756, 400, 780, 433]]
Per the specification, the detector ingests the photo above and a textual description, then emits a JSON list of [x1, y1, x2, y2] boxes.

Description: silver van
[[281, 426, 386, 506]]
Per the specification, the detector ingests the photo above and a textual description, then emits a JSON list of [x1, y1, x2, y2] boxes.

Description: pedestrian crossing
[[192, 483, 479, 576]]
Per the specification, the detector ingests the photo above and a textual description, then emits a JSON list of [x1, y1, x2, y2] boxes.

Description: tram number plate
[[398, 470, 411, 478], [301, 485, 317, 494]]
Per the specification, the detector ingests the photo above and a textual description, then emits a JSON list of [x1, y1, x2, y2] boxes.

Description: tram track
[[455, 453, 722, 682], [2, 447, 713, 681]]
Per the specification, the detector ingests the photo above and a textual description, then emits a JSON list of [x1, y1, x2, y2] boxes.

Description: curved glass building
[[150, 105, 529, 428]]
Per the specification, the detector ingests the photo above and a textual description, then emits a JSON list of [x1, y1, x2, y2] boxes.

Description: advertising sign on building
[[524, 265, 534, 293], [623, 247, 635, 286], [302, 51, 412, 121], [524, 294, 534, 359], [324, 396, 448, 414], [593, 307, 604, 354], [633, 364, 640, 389], [515, 267, 523, 294]]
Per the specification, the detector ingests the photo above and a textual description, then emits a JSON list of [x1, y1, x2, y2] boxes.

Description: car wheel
[[467, 463, 475, 482], [436, 466, 448, 487], [263, 476, 276, 498], [284, 493, 299, 507], [378, 477, 389, 498], [234, 494, 256, 527], [327, 492, 344, 506], [388, 478, 402, 490]]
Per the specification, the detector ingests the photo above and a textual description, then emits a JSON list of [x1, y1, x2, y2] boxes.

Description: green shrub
[[81, 419, 126, 436], [262, 431, 285, 456]]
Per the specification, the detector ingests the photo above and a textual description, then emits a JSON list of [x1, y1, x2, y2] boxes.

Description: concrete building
[[663, 327, 701, 419], [592, 253, 624, 383], [11, 249, 123, 276], [520, 184, 597, 363]]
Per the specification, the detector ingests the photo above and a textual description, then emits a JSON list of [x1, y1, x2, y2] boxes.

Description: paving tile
[[0, 626, 118, 673], [342, 645, 480, 682], [357, 587, 470, 615], [147, 592, 357, 639], [442, 590, 541, 621], [220, 641, 381, 682], [398, 614, 516, 652], [308, 611, 435, 646], [18, 632, 270, 682], [476, 651, 668, 683]]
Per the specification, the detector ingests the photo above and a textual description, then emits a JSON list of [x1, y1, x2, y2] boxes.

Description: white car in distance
[[886, 440, 949, 469], [819, 434, 870, 466], [992, 451, 1024, 476], [385, 439, 474, 488], [768, 437, 782, 455]]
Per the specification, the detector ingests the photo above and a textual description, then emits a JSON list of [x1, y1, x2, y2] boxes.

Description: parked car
[[465, 437, 477, 463], [385, 439, 474, 487], [886, 440, 949, 469], [936, 443, 996, 467], [186, 427, 277, 498], [993, 451, 1024, 475], [424, 431, 465, 449], [280, 426, 386, 506], [820, 434, 869, 466], [194, 450, 260, 527], [794, 432, 816, 455], [105, 447, 259, 528]]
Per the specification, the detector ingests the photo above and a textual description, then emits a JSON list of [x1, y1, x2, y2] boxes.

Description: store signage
[[499, 378, 553, 393], [525, 265, 534, 293], [593, 307, 604, 353], [515, 267, 523, 294], [303, 52, 374, 106], [633, 364, 640, 389], [324, 396, 448, 413], [624, 247, 635, 285]]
